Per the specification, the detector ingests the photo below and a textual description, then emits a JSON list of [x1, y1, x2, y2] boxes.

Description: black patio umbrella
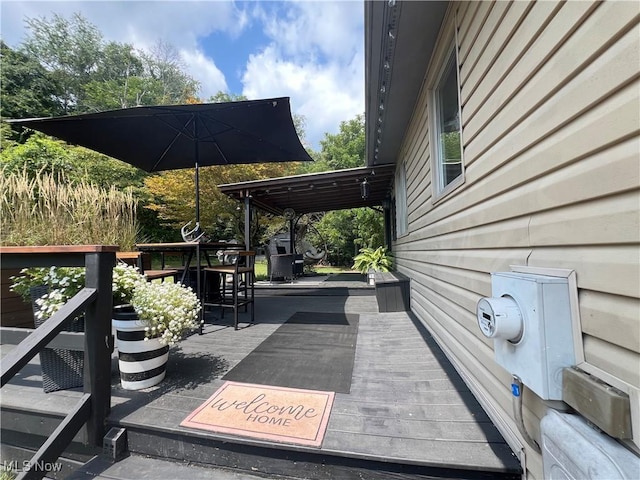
[[9, 97, 313, 231]]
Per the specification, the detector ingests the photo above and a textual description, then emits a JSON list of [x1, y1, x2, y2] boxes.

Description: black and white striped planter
[[112, 305, 169, 390]]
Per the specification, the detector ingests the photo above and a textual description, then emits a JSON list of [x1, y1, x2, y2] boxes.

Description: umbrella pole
[[194, 116, 202, 329], [244, 196, 251, 250], [195, 162, 200, 226]]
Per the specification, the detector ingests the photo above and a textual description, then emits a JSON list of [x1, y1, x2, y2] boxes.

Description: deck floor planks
[[1, 288, 520, 474]]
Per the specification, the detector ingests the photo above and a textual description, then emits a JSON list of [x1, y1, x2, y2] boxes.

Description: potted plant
[[10, 263, 144, 320], [11, 264, 201, 391], [113, 280, 201, 390], [352, 246, 393, 286], [10, 266, 88, 392]]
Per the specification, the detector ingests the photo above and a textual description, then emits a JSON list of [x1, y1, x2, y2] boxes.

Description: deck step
[[116, 422, 519, 480], [66, 453, 299, 480], [0, 434, 97, 480]]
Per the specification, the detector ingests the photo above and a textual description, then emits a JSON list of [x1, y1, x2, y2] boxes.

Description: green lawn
[[152, 254, 354, 282], [254, 261, 354, 281]]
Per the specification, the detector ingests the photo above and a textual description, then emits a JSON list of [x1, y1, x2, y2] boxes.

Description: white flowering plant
[[11, 263, 147, 320], [11, 266, 86, 320], [12, 263, 200, 345], [131, 281, 201, 345], [112, 263, 147, 305]]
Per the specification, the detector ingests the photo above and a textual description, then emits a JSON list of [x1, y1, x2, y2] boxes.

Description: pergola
[[217, 164, 396, 251], [219, 164, 395, 215]]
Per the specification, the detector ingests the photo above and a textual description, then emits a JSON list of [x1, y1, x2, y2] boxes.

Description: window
[[431, 46, 463, 198], [395, 162, 407, 237]]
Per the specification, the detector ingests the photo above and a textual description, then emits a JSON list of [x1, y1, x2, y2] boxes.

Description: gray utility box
[[375, 272, 410, 312]]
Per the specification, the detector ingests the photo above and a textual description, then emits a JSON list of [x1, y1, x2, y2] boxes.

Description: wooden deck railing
[[0, 245, 116, 480]]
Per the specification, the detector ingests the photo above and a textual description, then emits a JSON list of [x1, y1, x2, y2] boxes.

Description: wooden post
[[83, 251, 115, 446], [244, 195, 251, 250]]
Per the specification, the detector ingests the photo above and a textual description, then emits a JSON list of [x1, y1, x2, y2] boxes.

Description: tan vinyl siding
[[459, 1, 535, 105], [395, 2, 640, 478], [580, 290, 640, 353]]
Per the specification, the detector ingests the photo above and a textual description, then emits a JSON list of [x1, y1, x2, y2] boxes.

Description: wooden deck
[[1, 275, 521, 479]]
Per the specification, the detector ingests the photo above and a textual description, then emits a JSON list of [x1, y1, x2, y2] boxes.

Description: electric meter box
[[479, 272, 577, 400]]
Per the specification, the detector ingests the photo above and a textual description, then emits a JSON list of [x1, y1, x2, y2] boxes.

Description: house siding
[[394, 1, 640, 478]]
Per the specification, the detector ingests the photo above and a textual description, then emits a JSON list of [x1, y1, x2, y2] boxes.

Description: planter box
[[31, 286, 85, 393], [1, 268, 35, 328], [374, 272, 410, 312], [113, 305, 169, 390]]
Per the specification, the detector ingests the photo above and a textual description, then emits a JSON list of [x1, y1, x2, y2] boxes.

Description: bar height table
[[135, 242, 243, 333]]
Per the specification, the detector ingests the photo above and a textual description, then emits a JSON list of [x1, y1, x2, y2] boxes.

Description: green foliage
[[12, 264, 199, 344], [23, 12, 103, 113], [0, 465, 16, 480], [0, 131, 167, 241], [0, 132, 74, 176], [316, 114, 365, 171], [314, 210, 356, 266], [0, 41, 63, 124], [12, 264, 145, 315], [353, 208, 385, 249], [352, 246, 393, 274], [314, 208, 384, 267], [15, 12, 200, 117], [0, 132, 147, 189], [442, 131, 461, 161], [298, 113, 384, 267], [143, 162, 297, 243], [208, 92, 247, 103], [138, 40, 200, 105]]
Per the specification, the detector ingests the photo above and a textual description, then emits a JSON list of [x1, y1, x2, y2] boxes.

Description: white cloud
[[261, 1, 363, 62], [0, 1, 243, 97], [1, 1, 241, 49], [1, 1, 365, 151], [179, 49, 228, 99], [242, 1, 364, 150], [242, 45, 363, 150]]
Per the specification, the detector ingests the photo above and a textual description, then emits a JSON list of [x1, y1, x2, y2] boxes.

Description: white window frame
[[429, 41, 464, 203], [395, 162, 408, 237]]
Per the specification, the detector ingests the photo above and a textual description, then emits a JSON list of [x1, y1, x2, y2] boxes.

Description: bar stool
[[203, 251, 255, 330]]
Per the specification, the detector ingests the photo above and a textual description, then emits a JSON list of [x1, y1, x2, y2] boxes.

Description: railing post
[[83, 251, 115, 446]]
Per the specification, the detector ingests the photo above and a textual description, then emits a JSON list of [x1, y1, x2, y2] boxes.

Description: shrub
[[352, 246, 393, 274], [0, 168, 137, 249]]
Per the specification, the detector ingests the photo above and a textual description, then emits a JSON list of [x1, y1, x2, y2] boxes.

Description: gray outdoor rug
[[222, 311, 359, 393]]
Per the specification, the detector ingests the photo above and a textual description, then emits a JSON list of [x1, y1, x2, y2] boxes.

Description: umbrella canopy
[[9, 97, 313, 226]]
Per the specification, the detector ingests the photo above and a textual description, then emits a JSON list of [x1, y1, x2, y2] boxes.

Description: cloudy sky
[[0, 0, 365, 151]]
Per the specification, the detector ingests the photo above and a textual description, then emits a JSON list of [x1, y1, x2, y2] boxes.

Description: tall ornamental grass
[[1, 168, 138, 249]]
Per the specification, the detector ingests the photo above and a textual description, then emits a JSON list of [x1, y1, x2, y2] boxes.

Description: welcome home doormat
[[180, 381, 335, 447]]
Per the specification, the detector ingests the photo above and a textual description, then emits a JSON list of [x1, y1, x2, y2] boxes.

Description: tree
[[83, 42, 145, 110], [207, 92, 246, 103], [143, 162, 297, 242], [2, 12, 206, 241], [298, 113, 384, 265], [141, 91, 307, 242], [141, 40, 199, 105], [22, 13, 103, 113], [0, 42, 63, 123], [0, 132, 147, 190], [315, 114, 365, 172], [20, 13, 200, 113]]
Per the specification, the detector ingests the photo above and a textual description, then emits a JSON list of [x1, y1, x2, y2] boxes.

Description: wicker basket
[[31, 286, 85, 393]]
